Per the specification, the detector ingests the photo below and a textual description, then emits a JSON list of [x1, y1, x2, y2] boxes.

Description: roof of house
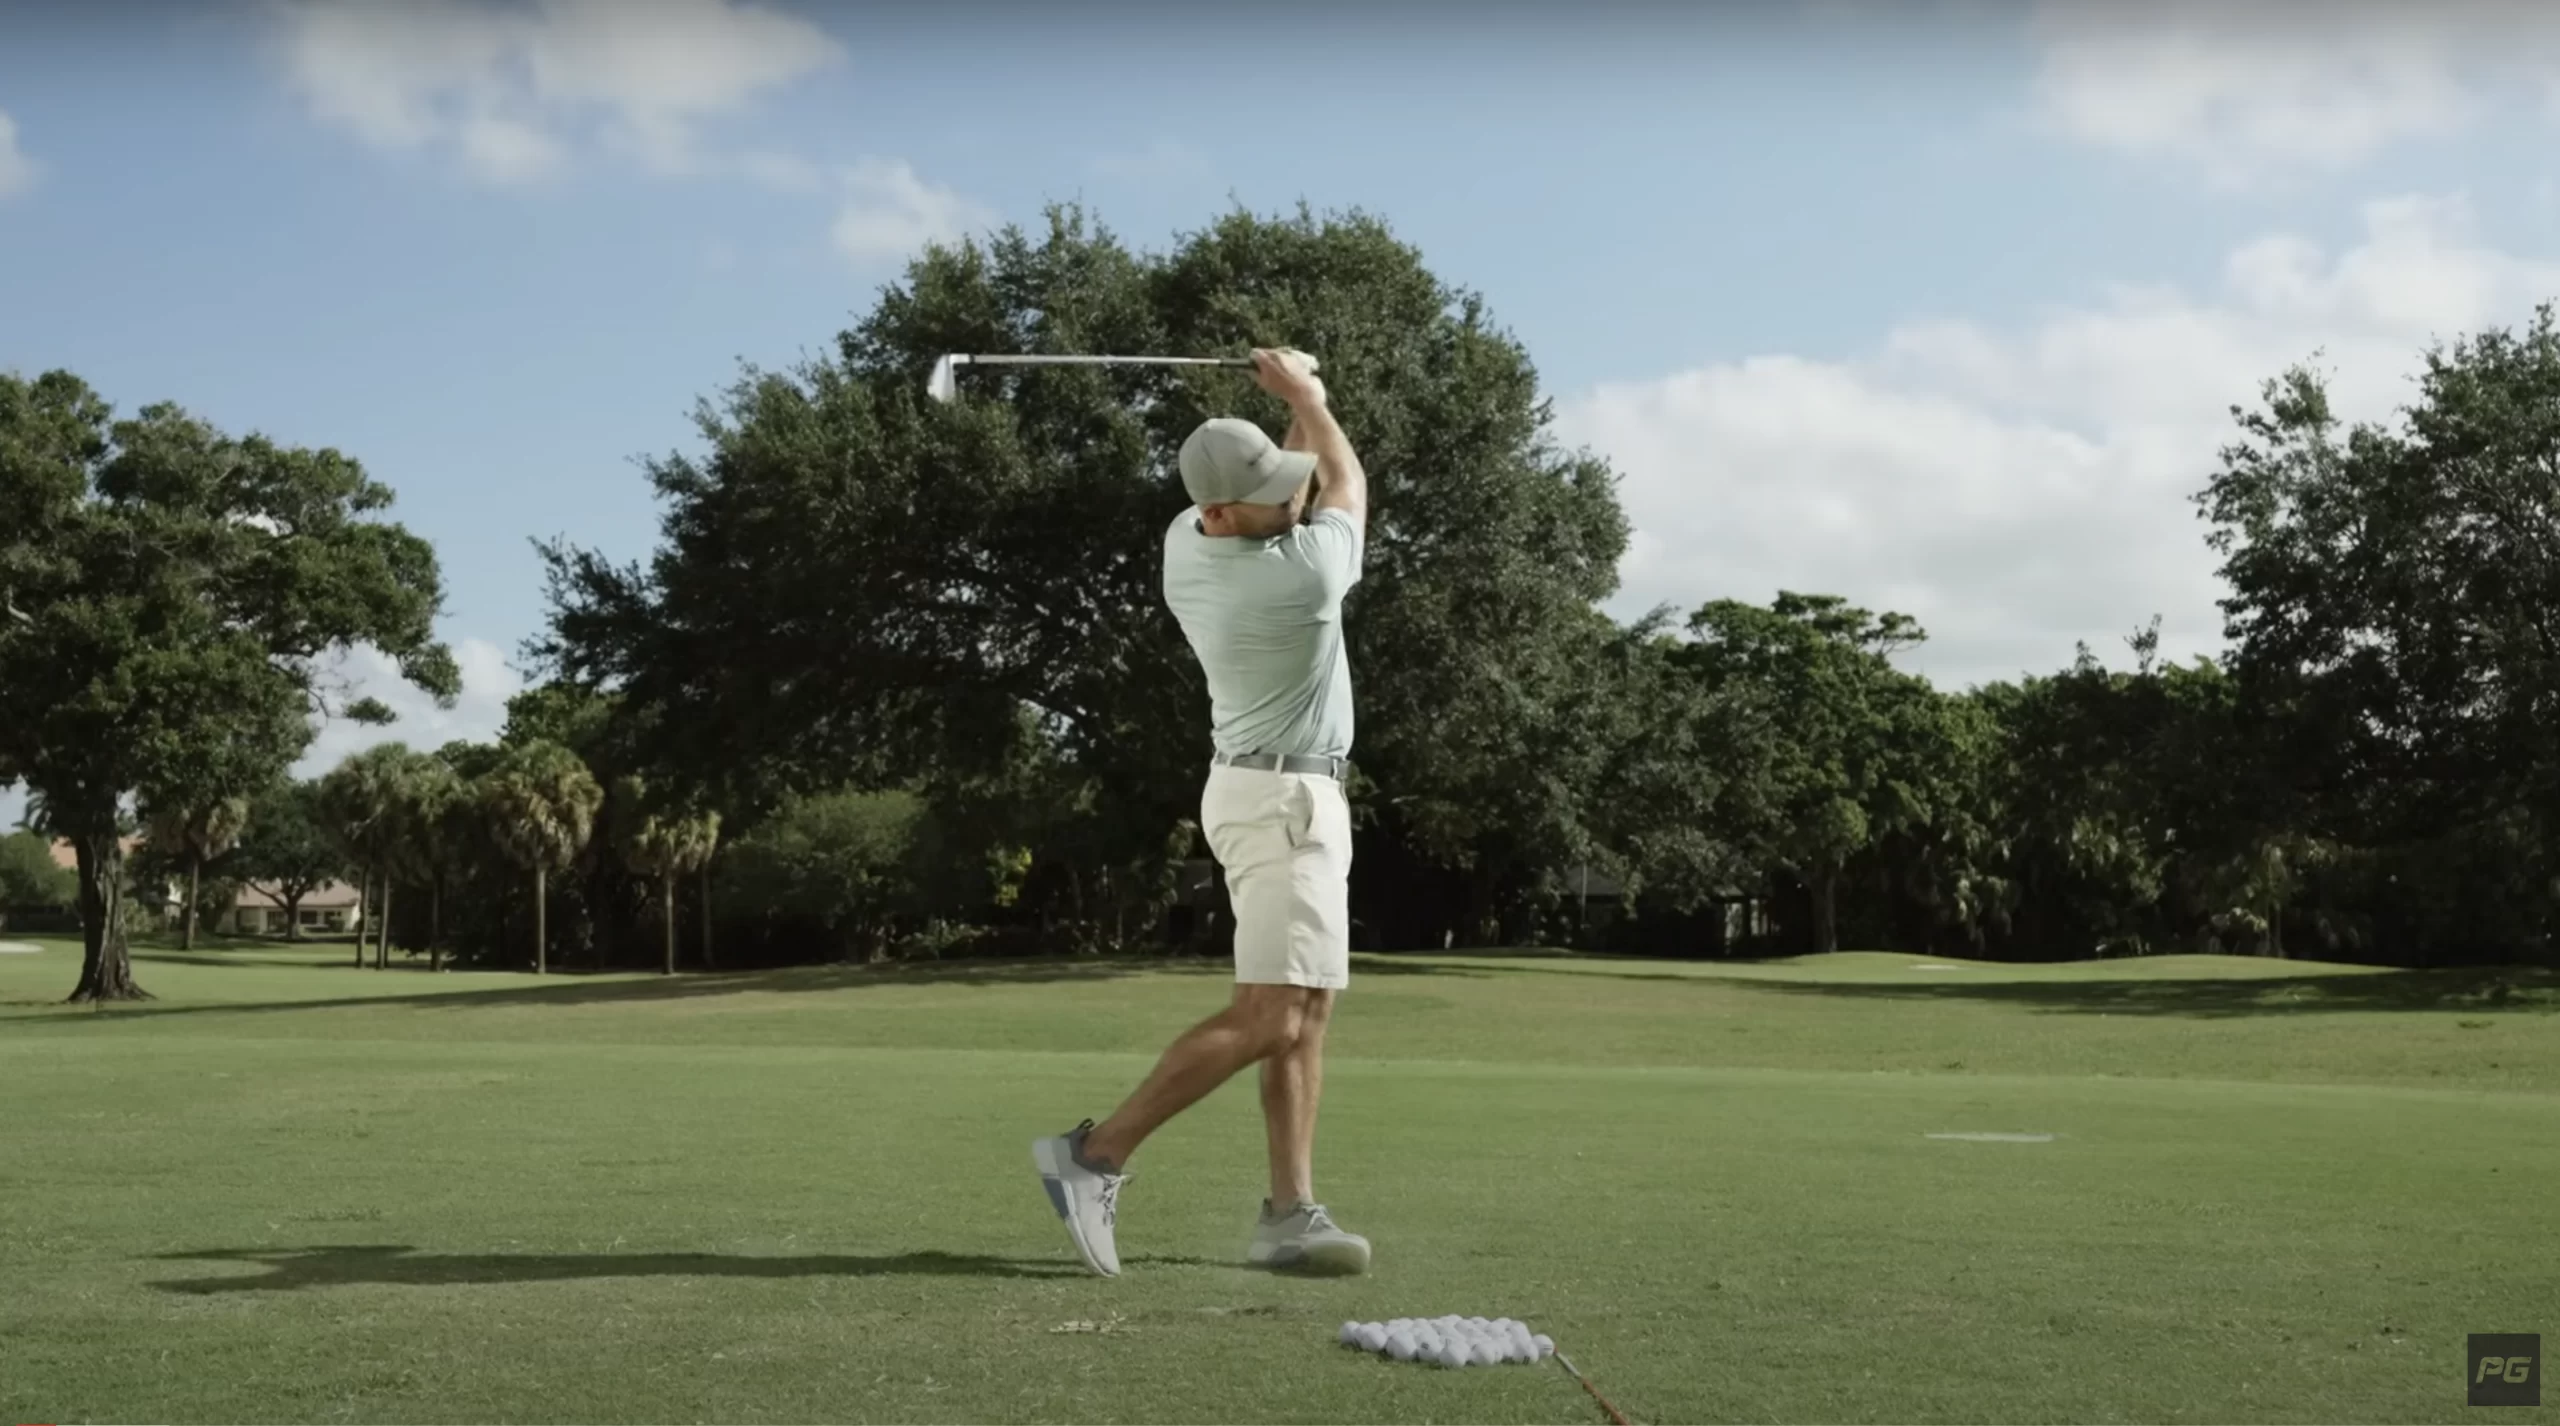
[[235, 880, 362, 910], [41, 842, 360, 910]]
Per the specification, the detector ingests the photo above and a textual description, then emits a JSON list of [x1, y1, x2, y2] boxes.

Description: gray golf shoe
[[1248, 1199, 1371, 1275]]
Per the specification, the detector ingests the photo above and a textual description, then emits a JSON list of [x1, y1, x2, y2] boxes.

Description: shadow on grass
[[147, 1244, 1090, 1293], [1735, 965, 2559, 1018], [57, 953, 1231, 1022], [1356, 952, 2559, 1018]]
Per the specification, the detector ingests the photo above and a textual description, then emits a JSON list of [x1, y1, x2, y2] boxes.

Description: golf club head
[[926, 354, 960, 404]]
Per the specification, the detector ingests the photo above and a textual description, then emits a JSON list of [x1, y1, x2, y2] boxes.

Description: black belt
[[1213, 750, 1346, 779]]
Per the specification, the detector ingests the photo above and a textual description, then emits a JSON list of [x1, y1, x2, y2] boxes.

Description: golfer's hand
[[1250, 348, 1326, 410]]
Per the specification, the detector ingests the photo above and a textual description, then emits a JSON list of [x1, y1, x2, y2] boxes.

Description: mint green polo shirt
[[1160, 506, 1364, 760]]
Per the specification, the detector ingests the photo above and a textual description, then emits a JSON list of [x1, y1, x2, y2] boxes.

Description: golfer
[[1034, 347, 1371, 1278]]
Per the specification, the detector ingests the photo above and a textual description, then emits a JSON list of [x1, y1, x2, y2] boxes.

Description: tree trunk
[[662, 874, 677, 975], [354, 869, 371, 966], [69, 830, 150, 1003], [533, 864, 549, 975], [590, 858, 610, 973], [376, 880, 393, 970], [699, 865, 715, 971], [184, 852, 202, 951], [284, 890, 304, 942], [1810, 862, 1842, 955], [429, 874, 444, 974]]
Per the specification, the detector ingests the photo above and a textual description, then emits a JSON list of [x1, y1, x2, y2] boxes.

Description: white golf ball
[[1440, 1343, 1468, 1368], [1387, 1332, 1416, 1361], [1533, 1333, 1555, 1358], [1339, 1321, 1361, 1345], [1358, 1324, 1389, 1352]]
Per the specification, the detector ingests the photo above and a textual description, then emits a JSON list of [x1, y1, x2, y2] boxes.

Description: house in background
[[228, 882, 364, 938], [46, 840, 362, 938]]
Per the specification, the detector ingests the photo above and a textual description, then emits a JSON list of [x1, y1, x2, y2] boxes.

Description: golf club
[[1553, 1350, 1634, 1426], [925, 351, 1317, 404]]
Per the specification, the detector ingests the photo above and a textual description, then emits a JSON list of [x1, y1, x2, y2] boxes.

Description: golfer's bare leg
[[1261, 989, 1332, 1206], [1080, 984, 1313, 1170]]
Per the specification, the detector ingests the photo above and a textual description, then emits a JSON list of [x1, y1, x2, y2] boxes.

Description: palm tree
[[142, 795, 251, 950], [391, 759, 465, 973], [480, 740, 602, 975], [612, 775, 722, 976], [318, 745, 414, 969]]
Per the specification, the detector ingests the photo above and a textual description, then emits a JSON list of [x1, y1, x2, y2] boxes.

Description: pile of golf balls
[[1336, 1316, 1554, 1367]]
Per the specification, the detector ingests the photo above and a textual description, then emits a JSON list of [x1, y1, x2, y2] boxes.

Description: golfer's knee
[[1299, 990, 1335, 1035], [1231, 991, 1311, 1056]]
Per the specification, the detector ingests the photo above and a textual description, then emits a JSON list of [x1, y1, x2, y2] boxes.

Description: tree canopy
[[0, 371, 456, 999], [16, 206, 2560, 979], [536, 202, 1633, 950]]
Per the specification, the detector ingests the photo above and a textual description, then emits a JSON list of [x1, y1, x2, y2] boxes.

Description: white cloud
[[273, 0, 842, 184], [0, 637, 520, 831], [300, 636, 523, 775], [0, 109, 37, 198], [1553, 193, 2560, 691], [830, 157, 996, 265], [2027, 0, 2560, 183]]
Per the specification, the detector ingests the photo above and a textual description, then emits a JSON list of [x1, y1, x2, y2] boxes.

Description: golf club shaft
[[950, 354, 1254, 369], [1554, 1352, 1633, 1426]]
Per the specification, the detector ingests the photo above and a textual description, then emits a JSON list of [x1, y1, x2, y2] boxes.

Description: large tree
[[0, 371, 455, 1000], [2200, 304, 2560, 961], [229, 779, 343, 941], [1670, 592, 1947, 955], [535, 202, 1629, 950]]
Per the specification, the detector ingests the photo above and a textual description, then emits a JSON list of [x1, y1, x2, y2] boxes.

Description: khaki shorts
[[1200, 762, 1353, 990]]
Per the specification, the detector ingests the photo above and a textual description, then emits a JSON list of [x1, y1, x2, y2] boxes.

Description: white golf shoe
[[1032, 1119, 1126, 1277], [1249, 1198, 1370, 1275]]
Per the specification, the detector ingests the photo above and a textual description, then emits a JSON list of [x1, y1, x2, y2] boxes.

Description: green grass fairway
[[3, 940, 2555, 1424]]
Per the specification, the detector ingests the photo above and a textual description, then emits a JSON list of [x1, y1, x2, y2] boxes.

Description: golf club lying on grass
[[925, 350, 1317, 404], [1555, 1349, 1635, 1426]]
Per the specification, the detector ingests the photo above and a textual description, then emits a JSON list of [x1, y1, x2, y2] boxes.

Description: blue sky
[[9, 0, 2560, 820]]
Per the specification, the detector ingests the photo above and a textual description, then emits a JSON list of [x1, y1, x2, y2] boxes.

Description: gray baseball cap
[[1178, 417, 1317, 507]]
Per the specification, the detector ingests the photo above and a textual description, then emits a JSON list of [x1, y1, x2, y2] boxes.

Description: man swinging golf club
[[1033, 347, 1372, 1277]]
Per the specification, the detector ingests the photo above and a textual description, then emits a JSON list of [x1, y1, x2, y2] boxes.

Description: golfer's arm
[[1287, 400, 1367, 530]]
